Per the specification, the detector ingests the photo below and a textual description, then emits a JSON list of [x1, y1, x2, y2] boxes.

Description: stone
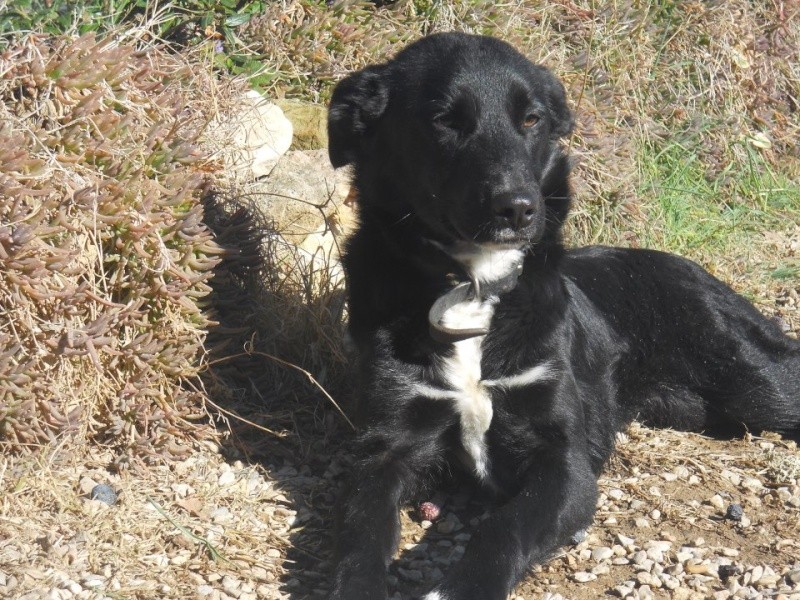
[[397, 568, 423, 582], [208, 90, 293, 179], [592, 546, 614, 561], [749, 565, 764, 584], [616, 533, 635, 547], [275, 100, 328, 150], [724, 504, 744, 521], [218, 471, 236, 487], [608, 488, 625, 500], [571, 528, 588, 544], [720, 470, 741, 486], [643, 541, 672, 552], [436, 520, 455, 534], [718, 564, 740, 580], [741, 477, 762, 491], [252, 150, 353, 242], [709, 494, 725, 510]]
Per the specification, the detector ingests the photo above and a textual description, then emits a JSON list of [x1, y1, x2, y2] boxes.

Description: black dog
[[326, 32, 800, 600]]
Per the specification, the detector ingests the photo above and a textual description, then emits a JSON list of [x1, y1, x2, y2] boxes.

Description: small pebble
[[570, 529, 587, 544], [397, 568, 423, 582], [725, 504, 744, 522], [572, 571, 597, 583], [709, 494, 726, 510], [616, 533, 635, 547], [218, 471, 236, 486], [718, 564, 740, 580], [436, 520, 455, 534], [592, 546, 614, 561], [89, 484, 117, 505], [750, 565, 764, 584]]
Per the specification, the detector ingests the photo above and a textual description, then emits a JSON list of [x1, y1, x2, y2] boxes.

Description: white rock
[[573, 571, 597, 582], [741, 477, 763, 491], [218, 471, 236, 487], [674, 466, 690, 479], [209, 90, 293, 179], [749, 565, 763, 584], [617, 533, 636, 547], [592, 547, 614, 561], [709, 494, 725, 510], [721, 470, 742, 486], [592, 564, 611, 575], [81, 577, 104, 589], [644, 541, 672, 552], [222, 575, 241, 596]]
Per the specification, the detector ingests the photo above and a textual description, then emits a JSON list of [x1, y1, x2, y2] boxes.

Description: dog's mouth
[[446, 217, 536, 247]]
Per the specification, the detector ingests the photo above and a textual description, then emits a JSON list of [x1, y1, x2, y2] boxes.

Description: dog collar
[[428, 259, 523, 344]]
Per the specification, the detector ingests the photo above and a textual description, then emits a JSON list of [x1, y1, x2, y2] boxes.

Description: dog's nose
[[492, 194, 537, 230]]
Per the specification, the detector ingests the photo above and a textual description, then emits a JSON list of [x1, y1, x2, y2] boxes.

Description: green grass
[[638, 138, 800, 258]]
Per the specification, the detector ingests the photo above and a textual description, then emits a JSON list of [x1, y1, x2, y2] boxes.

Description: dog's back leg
[[632, 349, 800, 440], [707, 349, 800, 440]]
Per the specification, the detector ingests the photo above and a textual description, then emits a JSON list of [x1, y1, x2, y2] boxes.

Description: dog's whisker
[[392, 212, 414, 226]]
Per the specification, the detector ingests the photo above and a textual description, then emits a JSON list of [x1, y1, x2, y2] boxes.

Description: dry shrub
[[0, 34, 225, 459]]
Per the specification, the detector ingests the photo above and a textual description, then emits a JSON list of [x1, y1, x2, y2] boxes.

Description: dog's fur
[[326, 32, 800, 600]]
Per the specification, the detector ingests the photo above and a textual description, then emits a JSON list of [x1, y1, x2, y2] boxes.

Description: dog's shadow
[[200, 192, 506, 599], [200, 191, 349, 598]]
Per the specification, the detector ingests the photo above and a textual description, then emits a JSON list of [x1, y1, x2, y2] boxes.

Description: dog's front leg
[[422, 444, 597, 600], [329, 438, 442, 600]]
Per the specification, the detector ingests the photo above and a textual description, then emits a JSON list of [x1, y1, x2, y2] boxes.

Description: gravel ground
[[1, 421, 799, 600]]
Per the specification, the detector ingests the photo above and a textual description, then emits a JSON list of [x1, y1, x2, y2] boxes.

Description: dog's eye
[[522, 113, 540, 128]]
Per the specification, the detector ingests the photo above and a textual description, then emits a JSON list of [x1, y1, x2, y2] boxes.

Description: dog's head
[[329, 32, 573, 250]]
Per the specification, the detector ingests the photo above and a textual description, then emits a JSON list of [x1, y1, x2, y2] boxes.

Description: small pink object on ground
[[418, 501, 441, 521]]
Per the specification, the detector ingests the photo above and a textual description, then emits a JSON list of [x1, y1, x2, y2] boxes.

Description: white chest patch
[[411, 244, 554, 480], [413, 295, 554, 480]]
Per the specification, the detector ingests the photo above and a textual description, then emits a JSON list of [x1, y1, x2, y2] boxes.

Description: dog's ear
[[328, 65, 390, 168], [533, 66, 575, 139]]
